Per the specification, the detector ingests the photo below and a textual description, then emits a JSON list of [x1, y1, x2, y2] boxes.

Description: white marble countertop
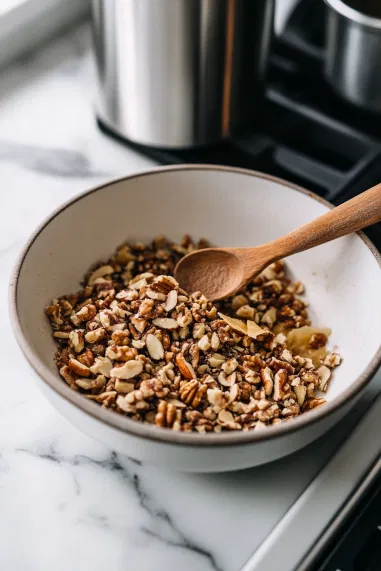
[[1, 23, 381, 571]]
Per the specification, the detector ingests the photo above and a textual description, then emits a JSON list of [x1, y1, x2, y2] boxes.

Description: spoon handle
[[266, 183, 381, 260]]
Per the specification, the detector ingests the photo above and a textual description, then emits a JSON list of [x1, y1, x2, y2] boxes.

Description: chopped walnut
[[47, 235, 341, 432]]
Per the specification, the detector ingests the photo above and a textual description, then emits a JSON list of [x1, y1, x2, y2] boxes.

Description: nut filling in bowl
[[46, 235, 341, 433]]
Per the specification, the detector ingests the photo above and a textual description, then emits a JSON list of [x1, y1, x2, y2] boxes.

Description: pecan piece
[[155, 400, 181, 428], [68, 358, 91, 377], [180, 380, 206, 407], [273, 369, 288, 401]]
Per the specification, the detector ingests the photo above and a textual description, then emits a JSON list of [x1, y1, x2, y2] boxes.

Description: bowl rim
[[9, 164, 381, 447]]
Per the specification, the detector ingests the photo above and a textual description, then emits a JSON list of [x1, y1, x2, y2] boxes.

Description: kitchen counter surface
[[2, 23, 381, 571]]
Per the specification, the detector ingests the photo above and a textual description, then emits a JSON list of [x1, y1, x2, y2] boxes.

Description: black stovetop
[[98, 0, 381, 253]]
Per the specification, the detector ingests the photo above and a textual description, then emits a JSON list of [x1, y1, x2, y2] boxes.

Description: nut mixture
[[46, 236, 341, 433]]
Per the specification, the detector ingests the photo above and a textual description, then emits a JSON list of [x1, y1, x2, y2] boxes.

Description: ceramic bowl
[[10, 165, 381, 472]]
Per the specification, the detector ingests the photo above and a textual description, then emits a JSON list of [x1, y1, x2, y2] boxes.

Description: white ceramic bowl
[[10, 166, 381, 472]]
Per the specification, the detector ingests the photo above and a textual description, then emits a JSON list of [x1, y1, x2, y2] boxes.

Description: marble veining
[[1, 21, 381, 571], [15, 446, 222, 570], [0, 141, 109, 177]]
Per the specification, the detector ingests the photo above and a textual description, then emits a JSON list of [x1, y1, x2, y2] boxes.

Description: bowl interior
[[15, 167, 381, 409]]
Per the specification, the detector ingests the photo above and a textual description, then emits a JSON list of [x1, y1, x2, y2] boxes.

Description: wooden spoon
[[174, 183, 381, 300]]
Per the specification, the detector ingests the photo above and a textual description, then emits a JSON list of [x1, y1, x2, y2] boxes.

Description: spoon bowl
[[175, 248, 244, 300], [175, 183, 381, 299]]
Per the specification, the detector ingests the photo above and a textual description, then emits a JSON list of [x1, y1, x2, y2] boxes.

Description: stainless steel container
[[324, 0, 381, 113], [91, 0, 274, 148]]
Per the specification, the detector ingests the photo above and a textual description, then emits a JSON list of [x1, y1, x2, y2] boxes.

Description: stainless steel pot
[[91, 0, 274, 148], [324, 0, 381, 113]]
